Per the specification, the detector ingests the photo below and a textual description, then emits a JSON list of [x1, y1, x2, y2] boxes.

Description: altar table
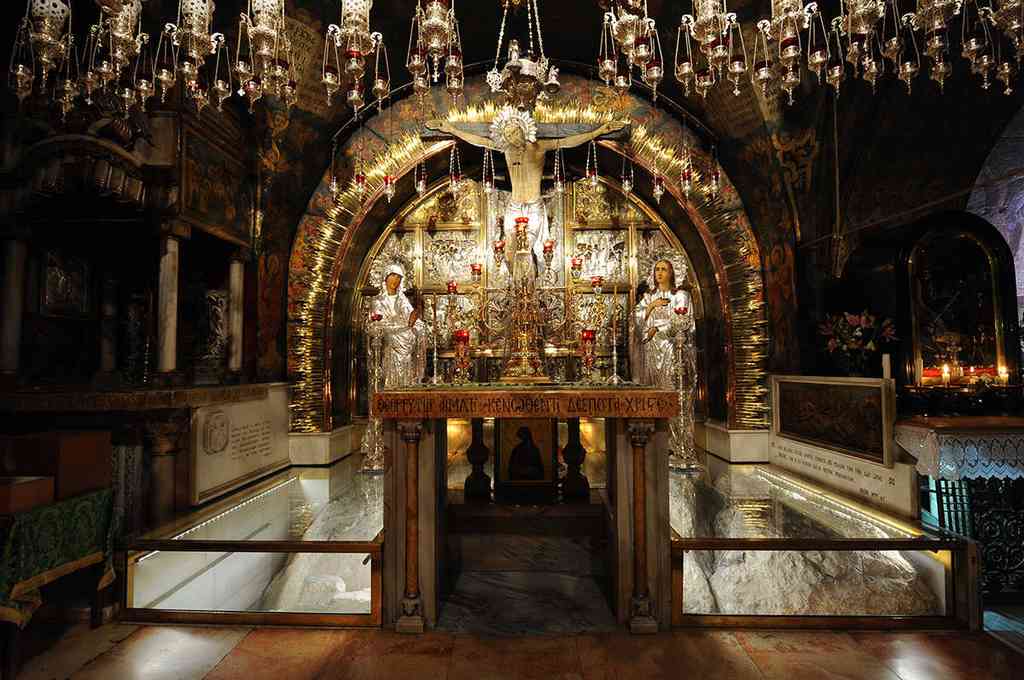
[[895, 416, 1024, 481], [372, 385, 679, 634]]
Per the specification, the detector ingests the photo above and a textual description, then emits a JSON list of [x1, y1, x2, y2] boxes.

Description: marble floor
[[15, 623, 1024, 680], [435, 572, 618, 635]]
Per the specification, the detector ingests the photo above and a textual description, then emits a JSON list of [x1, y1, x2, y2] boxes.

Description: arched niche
[[342, 175, 708, 419], [288, 74, 768, 433], [907, 222, 1017, 387], [838, 212, 1020, 389]]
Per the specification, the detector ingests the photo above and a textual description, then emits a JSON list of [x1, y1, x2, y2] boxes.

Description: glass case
[[126, 455, 383, 623], [671, 458, 964, 621]]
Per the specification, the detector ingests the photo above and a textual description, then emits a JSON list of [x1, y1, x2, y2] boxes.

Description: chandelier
[[235, 0, 299, 112], [486, 0, 559, 111], [323, 21, 388, 110], [407, 0, 464, 99], [751, 0, 819, 103], [155, 0, 229, 112], [10, 0, 73, 103], [676, 0, 747, 99], [79, 1, 160, 113], [605, 0, 648, 57], [599, 1, 665, 100], [323, 0, 387, 109]]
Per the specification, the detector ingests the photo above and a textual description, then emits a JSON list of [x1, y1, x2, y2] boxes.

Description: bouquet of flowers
[[819, 311, 897, 376]]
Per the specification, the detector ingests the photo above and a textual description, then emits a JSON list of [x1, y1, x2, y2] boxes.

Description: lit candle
[[447, 280, 458, 294], [999, 365, 1009, 385], [942, 363, 950, 386]]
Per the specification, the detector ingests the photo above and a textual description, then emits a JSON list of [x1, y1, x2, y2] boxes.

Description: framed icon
[[494, 418, 558, 504]]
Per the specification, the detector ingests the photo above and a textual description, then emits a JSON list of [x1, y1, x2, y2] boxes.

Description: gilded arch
[[287, 74, 768, 432]]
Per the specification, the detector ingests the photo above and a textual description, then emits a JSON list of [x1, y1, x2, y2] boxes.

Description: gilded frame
[[907, 230, 1006, 386], [770, 374, 896, 468]]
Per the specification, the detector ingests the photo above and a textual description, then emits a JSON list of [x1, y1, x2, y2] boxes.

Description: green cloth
[[0, 488, 115, 627]]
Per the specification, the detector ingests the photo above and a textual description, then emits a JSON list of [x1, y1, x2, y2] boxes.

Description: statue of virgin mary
[[368, 263, 427, 389]]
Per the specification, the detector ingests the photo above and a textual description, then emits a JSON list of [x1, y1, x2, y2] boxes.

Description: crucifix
[[423, 114, 631, 270]]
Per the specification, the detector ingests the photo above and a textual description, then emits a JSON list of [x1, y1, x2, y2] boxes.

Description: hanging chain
[[526, 0, 536, 56], [533, 0, 546, 60], [494, 0, 510, 65]]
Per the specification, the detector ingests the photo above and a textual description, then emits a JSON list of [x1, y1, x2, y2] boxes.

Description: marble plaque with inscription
[[768, 437, 918, 518], [191, 384, 290, 504]]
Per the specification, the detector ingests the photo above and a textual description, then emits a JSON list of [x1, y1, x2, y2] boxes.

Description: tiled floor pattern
[[17, 624, 1024, 680]]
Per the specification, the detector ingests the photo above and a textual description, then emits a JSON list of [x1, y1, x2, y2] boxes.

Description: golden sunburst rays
[[325, 134, 451, 223]]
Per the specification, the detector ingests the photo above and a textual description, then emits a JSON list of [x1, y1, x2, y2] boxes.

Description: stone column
[[228, 253, 245, 374], [156, 235, 180, 375], [144, 413, 188, 528], [0, 239, 28, 377], [98, 276, 118, 374], [628, 420, 657, 634], [397, 420, 425, 633]]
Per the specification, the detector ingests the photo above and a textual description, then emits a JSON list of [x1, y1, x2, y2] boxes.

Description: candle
[[447, 280, 458, 294], [543, 239, 556, 254], [942, 363, 950, 386], [612, 282, 618, 336], [999, 365, 1009, 385]]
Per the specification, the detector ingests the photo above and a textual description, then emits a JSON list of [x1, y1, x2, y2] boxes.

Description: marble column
[[228, 253, 244, 374], [156, 235, 180, 375], [98, 277, 118, 374], [628, 420, 657, 634], [0, 239, 27, 377], [397, 420, 425, 633]]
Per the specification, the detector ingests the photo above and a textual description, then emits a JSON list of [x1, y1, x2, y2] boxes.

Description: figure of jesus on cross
[[424, 112, 629, 274]]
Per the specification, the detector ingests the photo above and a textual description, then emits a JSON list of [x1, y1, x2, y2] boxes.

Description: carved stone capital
[[398, 420, 424, 444], [629, 595, 658, 634], [144, 411, 190, 457], [400, 596, 423, 618], [396, 596, 425, 634], [627, 420, 655, 447]]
